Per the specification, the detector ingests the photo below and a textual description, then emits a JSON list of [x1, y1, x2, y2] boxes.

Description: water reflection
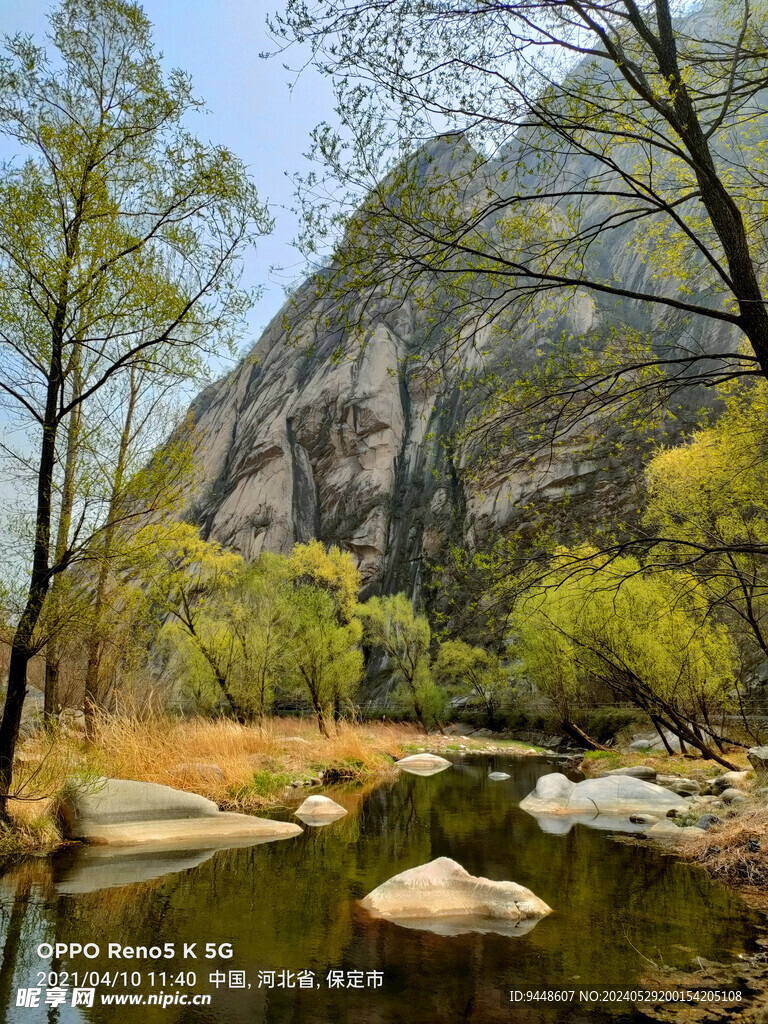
[[0, 755, 760, 1024]]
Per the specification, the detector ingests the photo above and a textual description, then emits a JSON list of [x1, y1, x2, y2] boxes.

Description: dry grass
[[582, 748, 752, 778], [0, 798, 62, 856], [26, 713, 418, 811], [683, 804, 768, 893]]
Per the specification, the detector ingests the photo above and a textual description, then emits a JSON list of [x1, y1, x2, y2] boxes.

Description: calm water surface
[[0, 755, 760, 1023]]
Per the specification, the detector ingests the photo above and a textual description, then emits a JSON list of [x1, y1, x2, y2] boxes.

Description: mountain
[[179, 131, 739, 599]]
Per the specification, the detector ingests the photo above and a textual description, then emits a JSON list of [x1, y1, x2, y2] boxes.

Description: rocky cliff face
[[182, 135, 737, 597]]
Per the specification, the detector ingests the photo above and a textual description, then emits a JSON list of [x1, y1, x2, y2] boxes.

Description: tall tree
[[0, 0, 271, 815], [358, 593, 445, 731], [509, 548, 741, 765], [286, 585, 364, 735]]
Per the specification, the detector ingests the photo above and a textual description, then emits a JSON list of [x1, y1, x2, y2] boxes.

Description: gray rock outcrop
[[656, 776, 701, 797], [173, 128, 735, 616], [520, 773, 688, 818], [748, 747, 768, 778], [709, 771, 751, 794], [360, 857, 552, 936]]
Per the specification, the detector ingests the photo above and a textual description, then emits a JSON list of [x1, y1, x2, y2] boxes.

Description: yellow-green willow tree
[[643, 379, 768, 739], [509, 549, 740, 766], [0, 0, 271, 815]]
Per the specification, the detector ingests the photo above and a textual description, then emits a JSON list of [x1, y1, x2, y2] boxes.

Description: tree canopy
[[0, 0, 271, 811]]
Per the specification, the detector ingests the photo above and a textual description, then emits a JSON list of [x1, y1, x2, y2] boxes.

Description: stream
[[0, 754, 761, 1022]]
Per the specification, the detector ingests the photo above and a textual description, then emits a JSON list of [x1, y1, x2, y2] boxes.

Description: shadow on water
[[0, 755, 761, 1023]]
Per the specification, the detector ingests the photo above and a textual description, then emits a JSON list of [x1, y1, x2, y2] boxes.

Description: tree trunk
[[561, 719, 609, 751], [0, 362, 63, 817], [44, 351, 83, 720], [651, 715, 675, 755], [649, 6, 768, 376], [654, 710, 739, 770], [84, 363, 138, 731]]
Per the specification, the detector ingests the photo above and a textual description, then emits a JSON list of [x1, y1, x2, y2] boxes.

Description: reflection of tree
[[0, 874, 32, 1021]]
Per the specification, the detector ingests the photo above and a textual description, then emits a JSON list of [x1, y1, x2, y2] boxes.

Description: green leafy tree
[[128, 523, 246, 721], [0, 0, 270, 811], [510, 549, 740, 766], [434, 639, 509, 728], [285, 586, 364, 735], [287, 540, 362, 623], [645, 380, 768, 654], [358, 593, 445, 732], [643, 378, 768, 739], [165, 553, 295, 723]]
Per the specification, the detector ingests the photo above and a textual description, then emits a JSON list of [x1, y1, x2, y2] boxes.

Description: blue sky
[[0, 1, 341, 567], [0, 0, 337, 348]]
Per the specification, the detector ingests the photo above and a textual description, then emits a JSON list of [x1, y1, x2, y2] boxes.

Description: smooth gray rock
[[488, 771, 511, 781], [60, 778, 301, 847], [748, 747, 768, 778], [696, 814, 721, 830], [599, 766, 656, 781], [396, 753, 451, 776], [660, 778, 701, 797], [294, 795, 347, 824], [646, 820, 706, 843], [709, 771, 750, 795], [720, 788, 747, 805], [60, 778, 220, 836], [360, 857, 551, 936]]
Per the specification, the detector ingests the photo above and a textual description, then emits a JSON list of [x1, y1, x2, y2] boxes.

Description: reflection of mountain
[[0, 760, 759, 1024]]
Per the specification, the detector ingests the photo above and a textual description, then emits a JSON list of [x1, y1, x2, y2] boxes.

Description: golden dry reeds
[[38, 713, 415, 809]]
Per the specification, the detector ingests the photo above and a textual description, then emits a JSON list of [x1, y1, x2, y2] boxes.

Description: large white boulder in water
[[360, 857, 552, 936], [520, 773, 688, 818], [294, 795, 347, 826], [395, 753, 451, 776]]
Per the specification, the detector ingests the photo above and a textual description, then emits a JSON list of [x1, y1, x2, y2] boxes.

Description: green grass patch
[[227, 769, 292, 804], [673, 808, 703, 827]]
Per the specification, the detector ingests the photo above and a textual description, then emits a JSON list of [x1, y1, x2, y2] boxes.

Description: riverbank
[[574, 746, 768, 1022], [2, 716, 541, 856], [577, 747, 768, 901]]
